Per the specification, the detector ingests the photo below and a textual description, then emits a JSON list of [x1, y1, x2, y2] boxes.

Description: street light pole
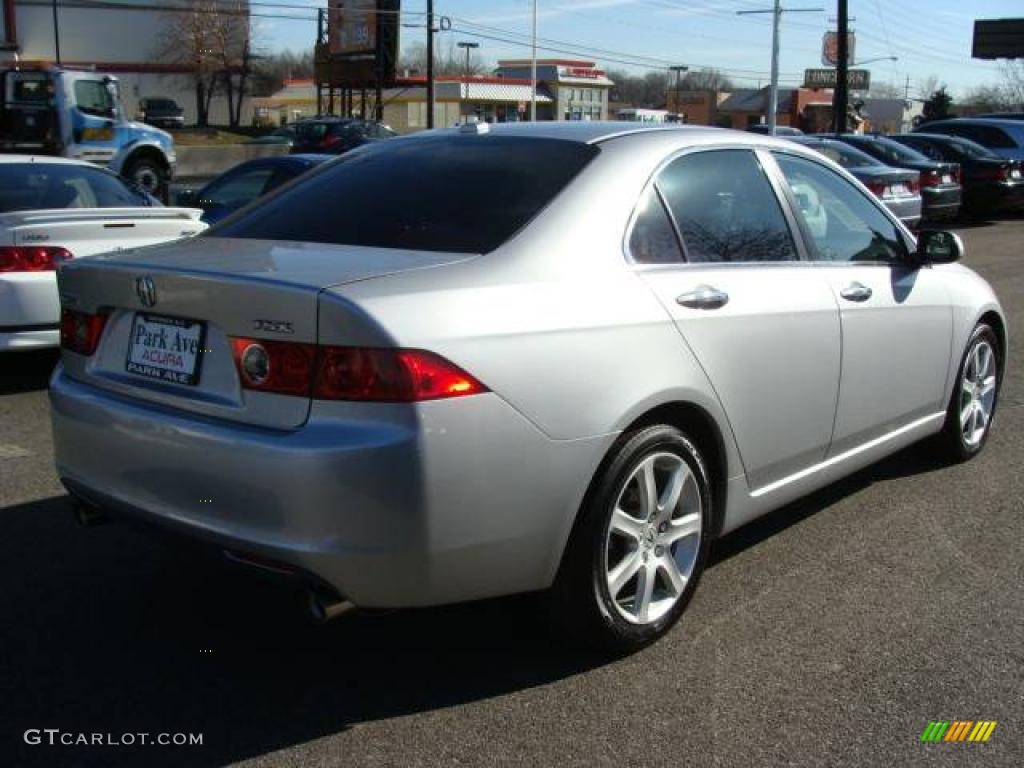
[[738, 4, 822, 135], [426, 0, 435, 129], [834, 0, 848, 133], [52, 0, 61, 64], [668, 65, 688, 121], [530, 0, 538, 121], [457, 41, 479, 78]]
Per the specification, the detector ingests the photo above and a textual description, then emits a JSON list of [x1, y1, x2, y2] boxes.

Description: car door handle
[[840, 282, 873, 302], [676, 285, 729, 310]]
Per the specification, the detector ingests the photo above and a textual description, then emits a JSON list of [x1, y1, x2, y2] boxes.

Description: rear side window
[[655, 149, 797, 263], [211, 136, 599, 253], [628, 185, 683, 264]]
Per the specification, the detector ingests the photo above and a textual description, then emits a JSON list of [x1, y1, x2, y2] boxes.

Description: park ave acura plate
[[125, 313, 206, 386]]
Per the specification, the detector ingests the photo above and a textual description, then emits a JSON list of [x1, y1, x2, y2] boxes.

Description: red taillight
[[60, 309, 107, 355], [0, 245, 73, 273], [319, 134, 340, 149], [315, 347, 486, 402], [866, 180, 888, 197], [230, 338, 316, 396], [229, 339, 488, 402], [908, 176, 921, 194], [920, 170, 940, 188]]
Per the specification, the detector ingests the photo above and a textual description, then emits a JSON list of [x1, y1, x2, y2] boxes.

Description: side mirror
[[915, 230, 963, 265]]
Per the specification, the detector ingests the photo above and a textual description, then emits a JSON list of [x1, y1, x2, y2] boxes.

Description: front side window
[[774, 153, 905, 264], [655, 149, 797, 263], [73, 80, 113, 116]]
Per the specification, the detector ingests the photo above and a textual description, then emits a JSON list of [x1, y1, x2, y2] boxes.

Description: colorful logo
[[921, 721, 997, 743]]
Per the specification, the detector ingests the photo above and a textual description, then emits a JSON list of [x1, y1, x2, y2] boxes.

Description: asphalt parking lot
[[1, 219, 1022, 768]]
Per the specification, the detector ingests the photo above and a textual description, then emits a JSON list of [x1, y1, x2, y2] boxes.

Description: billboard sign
[[804, 68, 870, 90], [329, 0, 376, 56], [972, 19, 1024, 60], [319, 0, 400, 88], [821, 32, 856, 66]]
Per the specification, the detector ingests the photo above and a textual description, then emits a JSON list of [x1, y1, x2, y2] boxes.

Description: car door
[[67, 78, 119, 165], [770, 151, 953, 457], [633, 148, 842, 491]]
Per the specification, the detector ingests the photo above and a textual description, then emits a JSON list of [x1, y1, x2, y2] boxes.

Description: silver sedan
[[50, 123, 1005, 652]]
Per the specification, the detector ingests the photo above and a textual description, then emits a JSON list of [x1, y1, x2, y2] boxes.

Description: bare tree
[[156, 0, 251, 127], [962, 84, 1011, 113], [680, 68, 733, 91], [1001, 61, 1024, 109], [916, 75, 940, 101], [399, 41, 487, 77], [868, 81, 903, 99]]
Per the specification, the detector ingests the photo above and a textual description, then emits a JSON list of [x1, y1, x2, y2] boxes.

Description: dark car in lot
[[176, 155, 330, 224], [245, 124, 299, 149], [788, 136, 921, 229], [828, 133, 961, 222], [747, 124, 804, 136], [289, 118, 398, 155], [135, 98, 185, 129], [916, 118, 1024, 162], [890, 133, 1024, 216]]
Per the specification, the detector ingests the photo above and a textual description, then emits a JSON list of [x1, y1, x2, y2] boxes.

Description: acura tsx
[[50, 123, 1005, 651]]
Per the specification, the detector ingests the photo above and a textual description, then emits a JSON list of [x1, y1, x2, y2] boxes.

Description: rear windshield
[[801, 141, 878, 168], [210, 135, 599, 253], [856, 137, 930, 165], [0, 163, 151, 212]]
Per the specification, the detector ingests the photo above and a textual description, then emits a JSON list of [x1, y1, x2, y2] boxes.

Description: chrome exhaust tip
[[308, 590, 357, 623]]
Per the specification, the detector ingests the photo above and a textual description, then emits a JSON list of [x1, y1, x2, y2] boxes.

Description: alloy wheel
[[604, 452, 702, 625], [960, 339, 997, 449]]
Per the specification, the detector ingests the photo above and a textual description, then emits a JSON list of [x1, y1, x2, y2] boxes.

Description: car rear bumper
[[882, 196, 922, 229], [50, 366, 607, 607], [0, 272, 60, 349], [921, 186, 962, 219]]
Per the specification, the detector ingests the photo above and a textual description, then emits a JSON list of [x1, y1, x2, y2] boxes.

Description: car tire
[[548, 424, 713, 654], [939, 323, 1001, 462], [123, 156, 168, 202]]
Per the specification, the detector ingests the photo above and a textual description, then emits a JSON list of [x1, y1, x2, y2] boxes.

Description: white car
[[0, 156, 206, 350]]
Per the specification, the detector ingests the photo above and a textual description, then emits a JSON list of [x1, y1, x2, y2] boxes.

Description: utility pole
[[530, 0, 538, 121], [738, 3, 821, 135], [427, 0, 435, 128], [833, 0, 848, 133]]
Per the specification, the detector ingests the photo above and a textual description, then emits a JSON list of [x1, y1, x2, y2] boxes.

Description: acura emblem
[[135, 276, 157, 308]]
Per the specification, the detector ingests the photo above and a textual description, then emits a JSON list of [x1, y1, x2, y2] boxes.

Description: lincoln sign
[[803, 68, 870, 90]]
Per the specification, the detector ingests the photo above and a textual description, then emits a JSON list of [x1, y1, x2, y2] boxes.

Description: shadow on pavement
[[0, 350, 60, 395], [0, 439, 950, 767]]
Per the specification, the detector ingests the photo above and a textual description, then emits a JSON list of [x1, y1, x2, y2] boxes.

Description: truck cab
[[0, 64, 176, 198]]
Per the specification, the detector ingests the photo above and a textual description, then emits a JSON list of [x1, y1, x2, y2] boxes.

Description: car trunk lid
[[57, 237, 475, 430]]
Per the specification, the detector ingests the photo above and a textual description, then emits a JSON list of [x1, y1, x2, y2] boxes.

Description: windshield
[[210, 135, 600, 253]]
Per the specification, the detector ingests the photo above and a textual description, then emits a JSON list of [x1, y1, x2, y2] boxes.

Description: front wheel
[[939, 323, 1001, 461], [549, 425, 713, 654], [123, 156, 168, 202]]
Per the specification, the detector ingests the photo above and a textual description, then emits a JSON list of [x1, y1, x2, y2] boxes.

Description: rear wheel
[[939, 323, 1000, 461], [550, 425, 712, 654]]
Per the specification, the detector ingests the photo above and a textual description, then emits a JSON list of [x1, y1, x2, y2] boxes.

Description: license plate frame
[[125, 313, 207, 386]]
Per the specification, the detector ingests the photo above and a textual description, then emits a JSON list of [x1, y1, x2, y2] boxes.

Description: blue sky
[[259, 0, 1021, 98]]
